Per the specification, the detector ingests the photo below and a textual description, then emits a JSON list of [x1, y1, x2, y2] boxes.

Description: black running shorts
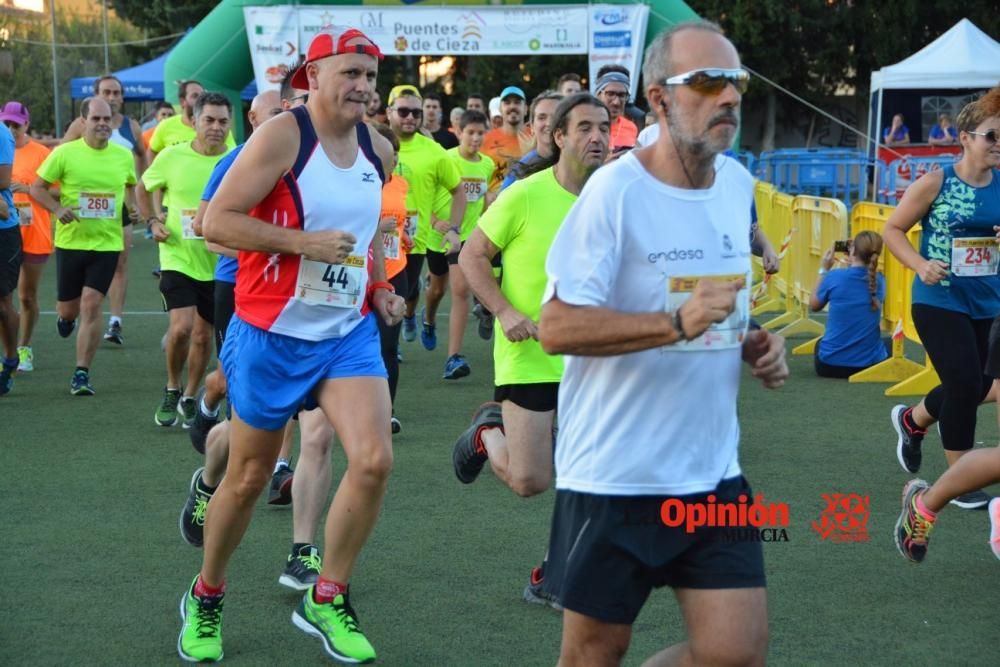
[[159, 270, 214, 324], [545, 476, 767, 625], [55, 248, 118, 301], [494, 382, 559, 412], [0, 226, 22, 298]]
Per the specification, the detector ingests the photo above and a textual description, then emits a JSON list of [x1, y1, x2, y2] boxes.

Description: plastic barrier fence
[[754, 193, 940, 396]]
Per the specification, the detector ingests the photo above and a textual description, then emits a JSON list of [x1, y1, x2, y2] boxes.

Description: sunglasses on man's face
[[662, 68, 750, 96], [3, 121, 22, 131], [394, 107, 422, 119], [967, 129, 999, 145]]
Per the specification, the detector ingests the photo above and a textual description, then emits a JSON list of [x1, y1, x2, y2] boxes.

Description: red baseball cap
[[290, 28, 383, 90]]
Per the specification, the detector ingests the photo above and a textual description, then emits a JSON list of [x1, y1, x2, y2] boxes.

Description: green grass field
[[2, 238, 997, 665]]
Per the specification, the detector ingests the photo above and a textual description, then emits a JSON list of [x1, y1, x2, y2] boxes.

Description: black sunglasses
[[968, 129, 999, 145], [394, 107, 422, 118]]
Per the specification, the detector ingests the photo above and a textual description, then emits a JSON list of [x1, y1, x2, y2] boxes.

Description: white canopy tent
[[869, 18, 1000, 152]]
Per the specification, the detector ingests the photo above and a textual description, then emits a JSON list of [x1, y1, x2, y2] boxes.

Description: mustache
[[709, 111, 739, 128]]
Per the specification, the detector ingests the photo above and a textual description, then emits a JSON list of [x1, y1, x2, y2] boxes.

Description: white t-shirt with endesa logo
[[543, 151, 755, 496]]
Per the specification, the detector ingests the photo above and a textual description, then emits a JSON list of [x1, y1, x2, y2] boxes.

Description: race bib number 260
[[78, 192, 116, 219], [295, 255, 366, 308]]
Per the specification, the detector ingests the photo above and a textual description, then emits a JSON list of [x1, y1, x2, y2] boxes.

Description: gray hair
[[642, 20, 726, 88], [193, 91, 232, 118]]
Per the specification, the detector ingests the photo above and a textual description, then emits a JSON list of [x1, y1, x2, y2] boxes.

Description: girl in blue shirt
[[810, 231, 888, 378]]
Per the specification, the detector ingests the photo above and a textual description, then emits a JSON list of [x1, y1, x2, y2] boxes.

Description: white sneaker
[[17, 346, 33, 372]]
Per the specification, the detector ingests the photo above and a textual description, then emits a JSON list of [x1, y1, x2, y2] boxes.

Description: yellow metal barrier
[[750, 182, 782, 313], [754, 192, 798, 327], [752, 192, 940, 396], [845, 207, 940, 395], [778, 196, 848, 346]]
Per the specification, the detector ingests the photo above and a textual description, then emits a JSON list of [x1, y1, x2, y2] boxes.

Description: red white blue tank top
[[235, 107, 385, 341]]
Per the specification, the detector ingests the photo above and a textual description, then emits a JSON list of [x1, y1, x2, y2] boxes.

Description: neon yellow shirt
[[427, 148, 497, 252], [478, 167, 575, 385], [142, 141, 230, 281], [394, 132, 460, 255], [148, 114, 236, 154], [36, 139, 136, 251]]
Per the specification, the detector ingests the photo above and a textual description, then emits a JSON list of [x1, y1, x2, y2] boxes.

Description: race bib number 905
[[79, 192, 116, 219], [462, 177, 486, 203], [296, 255, 366, 308], [666, 272, 750, 351], [952, 238, 998, 277]]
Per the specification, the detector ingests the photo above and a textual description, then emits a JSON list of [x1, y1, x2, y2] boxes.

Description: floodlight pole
[[102, 0, 110, 72], [49, 0, 61, 136]]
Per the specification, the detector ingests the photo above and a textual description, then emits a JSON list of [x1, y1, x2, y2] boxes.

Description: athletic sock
[[200, 396, 220, 418], [197, 475, 218, 495], [110, 316, 122, 326], [313, 577, 348, 604], [194, 575, 224, 598], [274, 458, 290, 474], [902, 407, 926, 435], [292, 542, 312, 556], [2, 357, 17, 369], [75, 366, 88, 374], [915, 492, 937, 521]]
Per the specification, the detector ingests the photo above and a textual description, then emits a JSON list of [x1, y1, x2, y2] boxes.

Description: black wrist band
[[674, 309, 688, 341]]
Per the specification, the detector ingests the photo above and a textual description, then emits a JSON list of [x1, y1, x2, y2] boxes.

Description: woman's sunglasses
[[662, 68, 750, 96], [967, 129, 999, 145]]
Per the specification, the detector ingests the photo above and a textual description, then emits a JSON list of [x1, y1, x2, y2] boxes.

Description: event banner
[[587, 4, 650, 100], [246, 5, 646, 94], [244, 5, 299, 93]]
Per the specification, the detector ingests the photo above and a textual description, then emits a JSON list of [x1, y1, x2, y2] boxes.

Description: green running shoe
[[177, 576, 224, 663], [156, 387, 182, 426], [292, 589, 375, 664], [179, 396, 197, 430]]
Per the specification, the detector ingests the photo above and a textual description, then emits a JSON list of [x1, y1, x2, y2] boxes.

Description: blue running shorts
[[222, 314, 387, 430]]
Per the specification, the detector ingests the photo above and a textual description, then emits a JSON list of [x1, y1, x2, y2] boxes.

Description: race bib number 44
[[296, 255, 366, 308], [666, 273, 750, 351], [952, 238, 998, 277], [79, 192, 116, 219]]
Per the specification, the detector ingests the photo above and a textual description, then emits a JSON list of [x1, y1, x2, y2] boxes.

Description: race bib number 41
[[79, 192, 116, 219], [384, 228, 401, 260], [666, 273, 750, 351], [296, 255, 366, 308], [952, 238, 998, 277]]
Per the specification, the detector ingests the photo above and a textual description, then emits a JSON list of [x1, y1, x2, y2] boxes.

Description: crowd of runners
[[1, 18, 999, 667]]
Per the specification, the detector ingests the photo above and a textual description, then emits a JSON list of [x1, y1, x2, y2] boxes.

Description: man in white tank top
[[539, 22, 788, 667], [175, 29, 401, 665], [62, 75, 145, 345]]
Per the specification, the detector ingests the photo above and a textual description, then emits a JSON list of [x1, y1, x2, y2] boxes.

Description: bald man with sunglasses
[[538, 21, 787, 667]]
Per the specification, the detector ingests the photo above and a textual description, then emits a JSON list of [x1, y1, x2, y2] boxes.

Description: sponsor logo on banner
[[503, 8, 574, 34], [594, 7, 630, 26], [593, 30, 631, 49], [392, 11, 484, 53]]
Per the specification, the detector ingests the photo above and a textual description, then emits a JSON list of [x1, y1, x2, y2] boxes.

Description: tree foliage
[[107, 0, 217, 37], [0, 9, 146, 136]]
